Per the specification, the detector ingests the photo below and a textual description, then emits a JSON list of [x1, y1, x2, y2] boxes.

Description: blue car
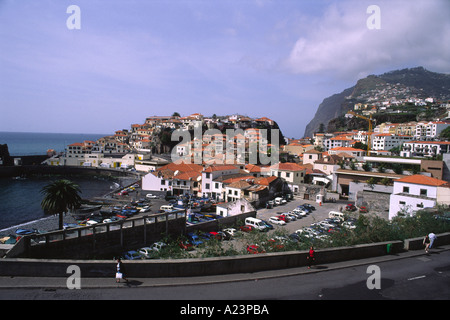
[[123, 250, 143, 260], [187, 233, 203, 246]]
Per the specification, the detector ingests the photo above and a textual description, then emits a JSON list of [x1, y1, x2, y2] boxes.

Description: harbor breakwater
[[0, 163, 142, 179]]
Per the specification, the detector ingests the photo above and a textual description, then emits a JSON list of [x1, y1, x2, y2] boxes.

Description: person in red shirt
[[307, 246, 315, 269]]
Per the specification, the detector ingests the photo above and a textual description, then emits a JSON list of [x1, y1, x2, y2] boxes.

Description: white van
[[274, 197, 284, 205], [329, 211, 345, 221], [160, 205, 174, 212], [245, 217, 267, 231]]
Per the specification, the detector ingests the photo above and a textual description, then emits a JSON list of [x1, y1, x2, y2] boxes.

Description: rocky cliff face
[[303, 67, 450, 137]]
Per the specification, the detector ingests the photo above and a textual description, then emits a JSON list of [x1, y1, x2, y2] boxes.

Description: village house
[[269, 162, 306, 193], [388, 174, 450, 220], [201, 164, 242, 200], [371, 133, 413, 152], [401, 140, 450, 158], [141, 161, 203, 196], [216, 198, 256, 217], [414, 121, 450, 140]]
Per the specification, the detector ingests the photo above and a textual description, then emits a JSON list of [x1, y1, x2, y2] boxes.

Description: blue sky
[[1, 0, 449, 138]]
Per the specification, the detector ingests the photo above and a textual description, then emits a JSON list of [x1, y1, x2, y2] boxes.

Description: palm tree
[[41, 179, 82, 230]]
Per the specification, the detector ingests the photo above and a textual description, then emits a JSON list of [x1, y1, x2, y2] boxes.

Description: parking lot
[[255, 197, 348, 234]]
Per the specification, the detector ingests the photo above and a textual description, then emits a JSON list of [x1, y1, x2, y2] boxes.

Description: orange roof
[[203, 164, 239, 172], [270, 162, 306, 171], [253, 176, 278, 185], [330, 147, 365, 152], [396, 175, 449, 187]]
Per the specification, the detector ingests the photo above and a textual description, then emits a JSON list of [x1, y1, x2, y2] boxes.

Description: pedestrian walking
[[116, 258, 128, 283], [423, 234, 431, 253], [307, 246, 315, 269]]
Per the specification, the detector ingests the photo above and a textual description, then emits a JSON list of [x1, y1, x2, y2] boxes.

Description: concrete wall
[[0, 240, 403, 278], [403, 232, 450, 250]]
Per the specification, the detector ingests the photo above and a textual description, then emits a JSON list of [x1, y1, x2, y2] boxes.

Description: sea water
[[0, 131, 107, 156], [0, 176, 116, 231], [0, 131, 115, 231]]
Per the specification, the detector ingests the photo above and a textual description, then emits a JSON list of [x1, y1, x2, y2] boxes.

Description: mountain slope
[[303, 67, 450, 138]]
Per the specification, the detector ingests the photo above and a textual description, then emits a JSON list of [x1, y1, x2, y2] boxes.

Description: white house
[[141, 161, 203, 196], [389, 174, 450, 220], [414, 121, 450, 140], [401, 140, 450, 158], [269, 162, 306, 193], [201, 164, 241, 199], [216, 198, 256, 217], [371, 133, 413, 151]]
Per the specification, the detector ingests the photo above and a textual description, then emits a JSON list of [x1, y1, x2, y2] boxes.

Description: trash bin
[[386, 243, 392, 254]]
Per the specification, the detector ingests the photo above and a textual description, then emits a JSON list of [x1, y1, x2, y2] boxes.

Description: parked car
[[150, 241, 167, 252], [359, 206, 369, 213], [269, 216, 286, 226], [260, 219, 274, 230], [277, 215, 290, 223], [223, 228, 237, 238], [179, 240, 194, 251], [239, 225, 254, 232], [345, 203, 357, 211], [291, 208, 307, 217], [297, 205, 311, 214], [187, 233, 203, 246], [302, 203, 316, 211], [138, 247, 157, 259], [247, 244, 266, 254], [123, 250, 143, 260], [342, 221, 356, 229]]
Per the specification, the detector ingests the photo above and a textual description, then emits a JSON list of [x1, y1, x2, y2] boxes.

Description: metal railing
[[28, 210, 186, 247]]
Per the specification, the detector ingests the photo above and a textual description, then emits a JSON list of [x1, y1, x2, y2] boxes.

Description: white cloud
[[284, 0, 450, 80]]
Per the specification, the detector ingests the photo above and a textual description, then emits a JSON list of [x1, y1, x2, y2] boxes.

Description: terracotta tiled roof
[[270, 162, 306, 171], [396, 174, 449, 187]]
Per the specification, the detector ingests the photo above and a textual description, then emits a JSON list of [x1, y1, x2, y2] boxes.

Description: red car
[[239, 225, 254, 232], [179, 240, 194, 251], [277, 215, 289, 222], [345, 204, 357, 211], [247, 245, 265, 254], [359, 206, 369, 213]]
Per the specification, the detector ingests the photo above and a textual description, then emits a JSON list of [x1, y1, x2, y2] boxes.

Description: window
[[161, 179, 165, 185], [205, 183, 210, 189], [420, 189, 427, 196], [399, 201, 406, 205], [286, 172, 290, 178], [417, 203, 424, 208], [402, 186, 409, 193], [206, 173, 211, 179]]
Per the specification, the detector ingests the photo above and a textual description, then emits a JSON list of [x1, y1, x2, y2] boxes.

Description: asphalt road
[[1, 248, 448, 302]]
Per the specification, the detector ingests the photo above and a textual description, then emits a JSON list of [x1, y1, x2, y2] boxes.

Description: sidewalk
[[0, 245, 448, 289]]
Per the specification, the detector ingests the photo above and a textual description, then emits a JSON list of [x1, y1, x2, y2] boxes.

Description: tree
[[41, 179, 82, 230], [172, 112, 180, 117], [440, 126, 450, 140]]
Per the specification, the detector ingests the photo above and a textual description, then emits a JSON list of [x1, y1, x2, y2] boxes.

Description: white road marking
[[407, 275, 426, 281]]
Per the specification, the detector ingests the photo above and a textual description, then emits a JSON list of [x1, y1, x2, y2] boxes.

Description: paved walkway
[[1, 245, 448, 290]]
